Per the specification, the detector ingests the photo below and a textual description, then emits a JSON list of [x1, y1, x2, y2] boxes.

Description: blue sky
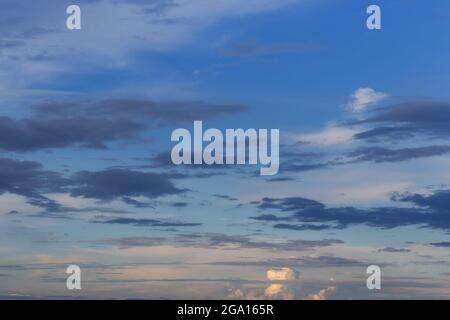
[[1, 0, 450, 299]]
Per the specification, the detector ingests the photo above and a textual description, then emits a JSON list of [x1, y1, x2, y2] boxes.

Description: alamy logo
[[66, 5, 81, 30], [170, 121, 279, 176], [367, 5, 381, 30], [366, 265, 381, 290], [66, 265, 81, 290]]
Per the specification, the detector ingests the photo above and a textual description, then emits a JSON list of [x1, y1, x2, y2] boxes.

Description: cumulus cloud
[[266, 267, 298, 281], [264, 284, 294, 300], [348, 88, 388, 113], [306, 286, 336, 300]]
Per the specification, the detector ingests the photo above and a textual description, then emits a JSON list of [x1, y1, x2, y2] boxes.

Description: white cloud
[[348, 87, 388, 113], [266, 267, 298, 281], [296, 126, 360, 146]]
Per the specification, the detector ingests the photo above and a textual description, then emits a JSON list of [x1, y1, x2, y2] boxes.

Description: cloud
[[0, 99, 246, 152], [265, 176, 294, 182], [250, 192, 450, 231], [228, 284, 294, 300], [392, 190, 450, 211], [378, 247, 411, 253], [213, 194, 238, 201], [250, 214, 290, 222], [0, 157, 190, 212], [0, 115, 144, 151], [428, 242, 450, 248], [177, 233, 343, 251], [210, 255, 368, 268], [305, 286, 336, 300], [266, 267, 298, 281], [121, 197, 154, 208], [0, 0, 297, 98], [287, 256, 367, 268], [221, 40, 319, 56], [296, 126, 360, 146], [256, 197, 324, 211], [0, 157, 69, 211], [34, 99, 247, 125], [83, 236, 167, 248], [171, 202, 189, 208], [273, 223, 332, 231], [346, 146, 450, 163], [264, 284, 294, 299], [348, 88, 388, 113], [93, 217, 201, 227], [70, 169, 186, 201], [354, 99, 450, 142]]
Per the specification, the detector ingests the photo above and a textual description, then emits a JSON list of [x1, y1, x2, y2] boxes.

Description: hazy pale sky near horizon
[[1, 0, 450, 299]]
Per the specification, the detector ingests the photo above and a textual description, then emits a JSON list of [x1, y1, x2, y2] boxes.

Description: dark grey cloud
[[392, 190, 450, 211], [428, 242, 450, 248], [213, 194, 238, 201], [273, 223, 332, 231], [250, 191, 450, 231], [354, 99, 450, 142], [250, 214, 290, 222], [171, 201, 188, 207], [121, 197, 154, 208], [277, 143, 450, 176], [265, 176, 294, 182], [93, 217, 201, 227], [0, 157, 187, 212], [276, 151, 329, 174], [0, 157, 70, 212], [279, 144, 450, 176], [0, 99, 246, 152], [257, 197, 324, 212], [346, 146, 450, 163], [0, 115, 144, 151], [221, 40, 319, 56], [70, 169, 185, 201]]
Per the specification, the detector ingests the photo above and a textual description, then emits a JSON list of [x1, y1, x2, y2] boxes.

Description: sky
[[1, 0, 450, 300]]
